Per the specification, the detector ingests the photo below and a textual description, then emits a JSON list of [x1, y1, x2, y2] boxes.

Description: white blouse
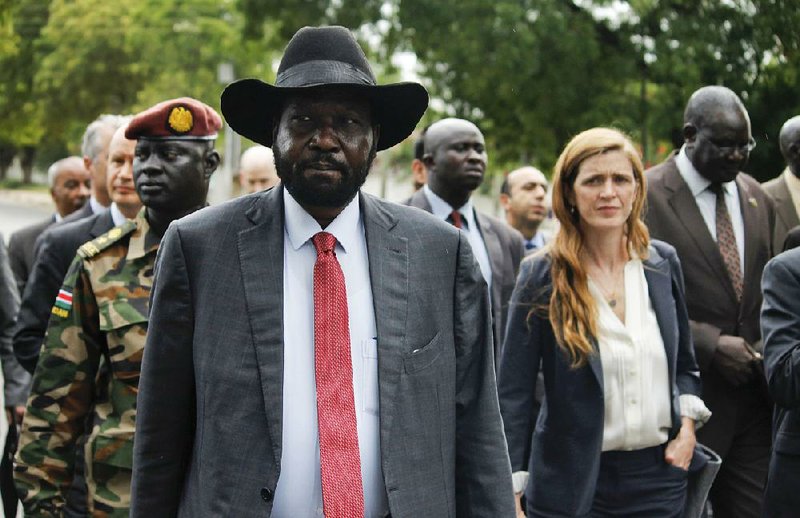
[[589, 259, 710, 452]]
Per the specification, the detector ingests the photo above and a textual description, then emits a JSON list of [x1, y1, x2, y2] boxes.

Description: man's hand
[[515, 492, 525, 518], [6, 406, 24, 426], [664, 418, 696, 470], [712, 335, 760, 386]]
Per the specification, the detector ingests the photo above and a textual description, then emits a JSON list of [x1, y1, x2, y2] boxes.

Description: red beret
[[126, 97, 222, 140]]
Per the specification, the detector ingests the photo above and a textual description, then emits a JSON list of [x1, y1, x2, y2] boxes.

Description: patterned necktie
[[710, 183, 743, 300], [448, 210, 463, 229], [311, 232, 364, 517]]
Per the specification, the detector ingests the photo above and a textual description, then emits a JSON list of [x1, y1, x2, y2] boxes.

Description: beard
[[273, 145, 376, 208]]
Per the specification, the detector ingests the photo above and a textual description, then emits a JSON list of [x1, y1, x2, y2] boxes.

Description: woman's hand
[[664, 417, 696, 470], [515, 492, 525, 518]]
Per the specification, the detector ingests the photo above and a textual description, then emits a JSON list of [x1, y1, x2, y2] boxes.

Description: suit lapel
[[91, 211, 113, 237], [736, 177, 762, 307], [407, 188, 432, 212], [238, 188, 285, 468], [664, 162, 738, 302], [361, 193, 408, 441], [773, 176, 800, 233], [643, 250, 677, 372]]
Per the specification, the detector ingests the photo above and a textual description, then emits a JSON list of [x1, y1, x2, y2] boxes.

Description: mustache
[[296, 154, 348, 173]]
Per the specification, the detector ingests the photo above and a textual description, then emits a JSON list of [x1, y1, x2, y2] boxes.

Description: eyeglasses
[[708, 137, 757, 155]]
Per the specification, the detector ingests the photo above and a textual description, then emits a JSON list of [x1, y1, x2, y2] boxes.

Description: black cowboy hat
[[220, 26, 429, 151]]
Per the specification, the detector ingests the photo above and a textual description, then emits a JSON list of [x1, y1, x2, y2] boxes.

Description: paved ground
[[0, 189, 52, 243]]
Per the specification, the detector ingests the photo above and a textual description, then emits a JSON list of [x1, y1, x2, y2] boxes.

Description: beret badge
[[168, 106, 194, 134]]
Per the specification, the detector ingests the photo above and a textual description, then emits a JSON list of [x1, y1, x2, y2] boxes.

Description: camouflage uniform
[[15, 209, 158, 517]]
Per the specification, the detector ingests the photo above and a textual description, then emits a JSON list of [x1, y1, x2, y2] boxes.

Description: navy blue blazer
[[498, 239, 702, 517]]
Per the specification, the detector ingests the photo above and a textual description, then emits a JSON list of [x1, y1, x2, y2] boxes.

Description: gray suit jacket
[[405, 189, 525, 362], [8, 216, 55, 294], [0, 236, 28, 407], [131, 187, 515, 517], [760, 247, 800, 515], [645, 156, 774, 453], [762, 171, 800, 253]]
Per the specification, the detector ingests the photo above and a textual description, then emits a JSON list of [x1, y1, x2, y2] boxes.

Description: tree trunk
[[20, 146, 36, 184], [0, 144, 15, 181]]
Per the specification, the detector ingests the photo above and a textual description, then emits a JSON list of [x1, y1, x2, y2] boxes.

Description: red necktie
[[449, 210, 463, 229], [312, 232, 364, 517], [710, 183, 743, 300]]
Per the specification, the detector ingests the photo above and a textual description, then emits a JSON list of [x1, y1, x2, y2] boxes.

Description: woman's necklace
[[586, 252, 625, 308]]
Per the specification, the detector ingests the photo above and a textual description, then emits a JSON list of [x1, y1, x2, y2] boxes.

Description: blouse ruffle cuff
[[679, 394, 712, 429], [512, 471, 529, 494]]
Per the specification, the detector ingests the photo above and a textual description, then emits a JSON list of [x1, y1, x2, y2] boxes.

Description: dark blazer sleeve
[[131, 223, 196, 517], [13, 234, 75, 374], [7, 231, 28, 295], [0, 238, 25, 406], [452, 231, 516, 517], [663, 243, 703, 398], [497, 257, 546, 472], [761, 251, 800, 409]]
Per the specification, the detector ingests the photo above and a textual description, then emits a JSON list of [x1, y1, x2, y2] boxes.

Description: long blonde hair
[[548, 127, 650, 367]]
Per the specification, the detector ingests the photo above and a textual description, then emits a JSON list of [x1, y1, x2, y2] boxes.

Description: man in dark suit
[[131, 26, 514, 518], [645, 85, 774, 517], [13, 122, 140, 374], [761, 247, 800, 517], [7, 156, 90, 293], [406, 118, 524, 359], [499, 165, 549, 254], [763, 115, 800, 253]]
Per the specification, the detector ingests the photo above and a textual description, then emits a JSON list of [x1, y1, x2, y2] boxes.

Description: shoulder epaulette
[[77, 220, 137, 259]]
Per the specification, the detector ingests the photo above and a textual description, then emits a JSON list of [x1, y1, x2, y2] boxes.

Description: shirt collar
[[283, 188, 361, 254], [89, 196, 106, 215], [126, 208, 159, 260], [676, 145, 736, 197], [109, 203, 129, 226], [526, 232, 545, 250], [423, 184, 476, 228]]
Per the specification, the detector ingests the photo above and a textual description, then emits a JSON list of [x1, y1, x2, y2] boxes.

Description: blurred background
[[1, 0, 799, 236]]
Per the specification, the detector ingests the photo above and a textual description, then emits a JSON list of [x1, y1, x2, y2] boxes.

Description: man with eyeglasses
[[644, 85, 775, 518]]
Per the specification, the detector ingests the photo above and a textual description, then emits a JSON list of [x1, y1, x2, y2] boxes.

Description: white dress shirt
[[676, 146, 745, 273], [590, 259, 711, 452], [109, 203, 129, 226], [422, 184, 492, 290], [272, 190, 388, 518], [89, 196, 106, 215]]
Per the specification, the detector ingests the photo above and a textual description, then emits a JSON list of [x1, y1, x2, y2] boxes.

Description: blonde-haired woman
[[498, 128, 711, 517]]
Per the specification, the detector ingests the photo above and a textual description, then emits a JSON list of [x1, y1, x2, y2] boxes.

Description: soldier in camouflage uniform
[[14, 97, 221, 516]]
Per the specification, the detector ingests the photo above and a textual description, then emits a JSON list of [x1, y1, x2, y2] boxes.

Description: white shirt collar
[[89, 196, 106, 215], [109, 203, 129, 226], [676, 146, 736, 197], [283, 188, 361, 254], [422, 184, 477, 229]]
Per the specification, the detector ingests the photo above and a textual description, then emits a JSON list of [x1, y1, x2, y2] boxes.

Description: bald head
[[683, 86, 752, 183], [48, 156, 90, 217], [423, 118, 487, 208], [239, 146, 278, 194], [780, 116, 800, 178]]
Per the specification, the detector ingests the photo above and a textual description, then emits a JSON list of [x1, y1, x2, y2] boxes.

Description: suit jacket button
[[261, 487, 274, 502]]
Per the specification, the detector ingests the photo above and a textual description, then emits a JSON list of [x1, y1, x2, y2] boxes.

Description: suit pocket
[[404, 332, 442, 374]]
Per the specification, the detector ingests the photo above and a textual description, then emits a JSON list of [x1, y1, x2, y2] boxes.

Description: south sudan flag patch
[[52, 289, 73, 318]]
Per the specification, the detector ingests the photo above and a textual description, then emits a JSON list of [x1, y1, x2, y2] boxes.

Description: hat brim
[[221, 79, 428, 151]]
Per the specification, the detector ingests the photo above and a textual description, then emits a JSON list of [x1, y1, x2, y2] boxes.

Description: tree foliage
[[0, 0, 798, 182]]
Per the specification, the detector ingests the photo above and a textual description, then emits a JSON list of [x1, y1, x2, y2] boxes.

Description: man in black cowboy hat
[[131, 26, 514, 518]]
